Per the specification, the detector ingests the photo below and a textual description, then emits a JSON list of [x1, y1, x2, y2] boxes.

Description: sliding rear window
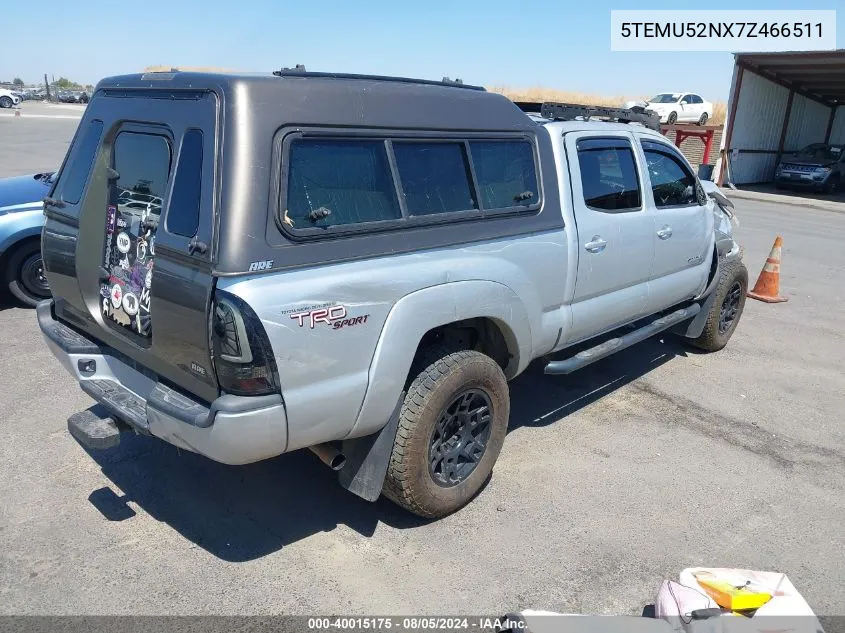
[[469, 140, 538, 210], [286, 138, 402, 228], [281, 133, 541, 236], [393, 142, 477, 215]]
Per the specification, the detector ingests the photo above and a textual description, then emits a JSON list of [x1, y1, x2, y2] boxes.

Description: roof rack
[[271, 68, 485, 91], [519, 102, 661, 131]]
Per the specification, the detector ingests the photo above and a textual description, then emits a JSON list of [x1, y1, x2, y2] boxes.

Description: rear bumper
[[37, 300, 288, 465]]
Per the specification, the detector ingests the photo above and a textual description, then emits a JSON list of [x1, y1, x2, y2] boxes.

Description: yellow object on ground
[[693, 574, 772, 611]]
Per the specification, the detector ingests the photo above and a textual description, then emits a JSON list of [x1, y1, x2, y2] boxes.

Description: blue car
[[0, 172, 53, 306]]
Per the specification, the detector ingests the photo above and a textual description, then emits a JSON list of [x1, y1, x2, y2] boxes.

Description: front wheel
[[698, 112, 709, 126], [5, 241, 51, 307], [689, 261, 748, 352], [667, 111, 678, 125], [382, 350, 510, 518]]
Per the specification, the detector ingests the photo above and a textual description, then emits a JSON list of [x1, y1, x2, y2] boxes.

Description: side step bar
[[544, 304, 701, 375]]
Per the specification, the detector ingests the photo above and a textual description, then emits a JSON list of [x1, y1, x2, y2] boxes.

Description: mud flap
[[679, 290, 717, 339], [338, 392, 405, 502], [676, 249, 722, 340]]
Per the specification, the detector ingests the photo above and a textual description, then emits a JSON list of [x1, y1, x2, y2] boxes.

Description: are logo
[[248, 260, 274, 272], [190, 361, 207, 376]]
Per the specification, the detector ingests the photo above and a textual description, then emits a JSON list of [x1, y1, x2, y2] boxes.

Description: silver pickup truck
[[38, 70, 745, 518]]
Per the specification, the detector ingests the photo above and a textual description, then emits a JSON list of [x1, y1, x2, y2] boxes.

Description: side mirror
[[698, 164, 715, 181]]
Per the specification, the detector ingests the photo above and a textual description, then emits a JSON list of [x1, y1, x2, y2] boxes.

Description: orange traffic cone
[[747, 236, 788, 303]]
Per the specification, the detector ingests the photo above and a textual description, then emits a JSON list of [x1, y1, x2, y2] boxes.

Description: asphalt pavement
[[0, 111, 842, 617]]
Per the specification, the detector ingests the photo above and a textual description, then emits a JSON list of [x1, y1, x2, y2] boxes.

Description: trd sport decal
[[286, 304, 370, 330]]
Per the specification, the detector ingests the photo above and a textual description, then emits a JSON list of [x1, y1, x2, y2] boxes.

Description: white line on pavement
[[0, 112, 82, 119]]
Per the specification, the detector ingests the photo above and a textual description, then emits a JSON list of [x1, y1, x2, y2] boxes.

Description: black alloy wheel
[[718, 281, 742, 334], [428, 389, 492, 487]]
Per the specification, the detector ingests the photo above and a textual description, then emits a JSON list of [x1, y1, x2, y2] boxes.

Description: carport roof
[[736, 50, 845, 107]]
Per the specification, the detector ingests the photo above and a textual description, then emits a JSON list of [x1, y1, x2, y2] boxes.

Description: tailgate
[[42, 90, 220, 403]]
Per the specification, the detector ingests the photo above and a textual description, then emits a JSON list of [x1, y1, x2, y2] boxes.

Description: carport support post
[[824, 106, 837, 144], [776, 89, 795, 167], [719, 63, 744, 186]]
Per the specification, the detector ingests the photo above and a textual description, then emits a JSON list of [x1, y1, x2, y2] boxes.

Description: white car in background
[[624, 92, 713, 126], [0, 88, 21, 109]]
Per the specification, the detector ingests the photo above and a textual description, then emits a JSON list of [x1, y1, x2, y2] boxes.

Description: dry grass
[[490, 86, 727, 126]]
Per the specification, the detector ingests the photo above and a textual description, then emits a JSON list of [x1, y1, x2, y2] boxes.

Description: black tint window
[[59, 119, 104, 204], [114, 133, 170, 220], [576, 138, 641, 211], [642, 144, 697, 207], [393, 142, 477, 215], [287, 139, 401, 227], [469, 141, 538, 209], [166, 130, 203, 237]]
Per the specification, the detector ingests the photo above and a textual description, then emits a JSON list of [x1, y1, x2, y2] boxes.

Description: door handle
[[584, 236, 607, 253], [657, 225, 673, 240]]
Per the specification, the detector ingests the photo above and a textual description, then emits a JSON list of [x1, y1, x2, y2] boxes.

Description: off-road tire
[[383, 350, 509, 518], [689, 261, 748, 352], [698, 112, 709, 126], [667, 111, 678, 125]]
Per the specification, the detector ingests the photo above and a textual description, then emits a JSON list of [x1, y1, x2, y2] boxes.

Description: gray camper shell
[[94, 71, 561, 274]]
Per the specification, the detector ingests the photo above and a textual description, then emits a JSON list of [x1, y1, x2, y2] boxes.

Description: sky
[[2, 0, 842, 101]]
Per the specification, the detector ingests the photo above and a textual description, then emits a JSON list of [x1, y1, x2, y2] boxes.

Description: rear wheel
[[697, 112, 709, 126], [689, 261, 748, 352], [5, 241, 50, 307], [382, 350, 509, 518]]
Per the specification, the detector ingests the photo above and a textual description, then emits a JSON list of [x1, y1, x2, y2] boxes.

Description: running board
[[544, 305, 701, 375]]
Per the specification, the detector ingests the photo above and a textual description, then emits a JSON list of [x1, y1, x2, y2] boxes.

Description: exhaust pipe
[[308, 443, 346, 471]]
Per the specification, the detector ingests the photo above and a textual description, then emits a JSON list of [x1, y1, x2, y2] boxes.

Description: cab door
[[563, 131, 655, 344], [636, 136, 713, 313]]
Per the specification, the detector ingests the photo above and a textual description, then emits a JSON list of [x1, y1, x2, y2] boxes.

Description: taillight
[[211, 290, 280, 396]]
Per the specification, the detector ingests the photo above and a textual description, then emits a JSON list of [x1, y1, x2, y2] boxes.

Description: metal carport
[[716, 50, 845, 190]]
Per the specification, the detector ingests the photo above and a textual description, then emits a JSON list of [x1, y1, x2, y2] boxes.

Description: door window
[[575, 137, 641, 212], [102, 132, 171, 338], [641, 141, 698, 207]]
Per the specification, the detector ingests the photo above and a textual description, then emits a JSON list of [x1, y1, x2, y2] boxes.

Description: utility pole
[[44, 74, 50, 101]]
